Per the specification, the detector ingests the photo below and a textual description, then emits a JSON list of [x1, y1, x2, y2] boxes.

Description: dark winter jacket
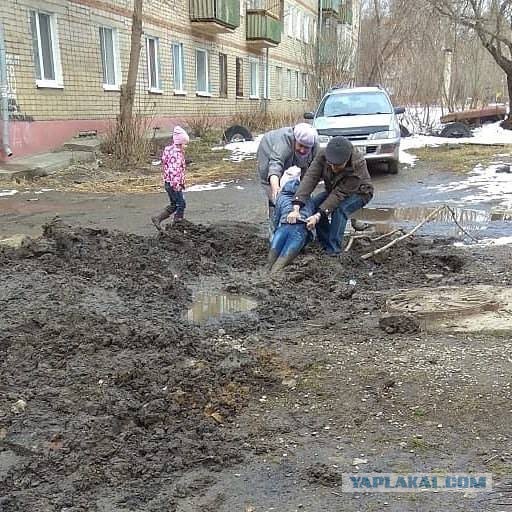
[[293, 146, 374, 216], [274, 179, 316, 226], [257, 127, 318, 185]]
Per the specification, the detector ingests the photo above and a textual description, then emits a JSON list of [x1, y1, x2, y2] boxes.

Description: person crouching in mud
[[287, 136, 374, 255], [267, 176, 316, 273], [151, 125, 190, 231]]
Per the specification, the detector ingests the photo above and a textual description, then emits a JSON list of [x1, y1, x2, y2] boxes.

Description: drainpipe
[[0, 22, 12, 157], [264, 47, 269, 114]]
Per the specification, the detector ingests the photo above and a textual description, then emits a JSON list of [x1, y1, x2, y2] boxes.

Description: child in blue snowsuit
[[267, 178, 316, 273]]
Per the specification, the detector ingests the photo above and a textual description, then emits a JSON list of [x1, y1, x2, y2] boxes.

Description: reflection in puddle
[[354, 206, 511, 236], [185, 292, 257, 323]]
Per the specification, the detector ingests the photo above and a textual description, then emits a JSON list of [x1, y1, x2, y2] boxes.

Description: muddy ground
[[1, 217, 511, 512]]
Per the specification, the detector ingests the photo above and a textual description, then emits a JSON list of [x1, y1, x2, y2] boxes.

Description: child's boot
[[151, 206, 174, 232]]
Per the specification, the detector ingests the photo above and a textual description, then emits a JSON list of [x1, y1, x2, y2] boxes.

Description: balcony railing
[[190, 0, 240, 32], [246, 10, 282, 46]]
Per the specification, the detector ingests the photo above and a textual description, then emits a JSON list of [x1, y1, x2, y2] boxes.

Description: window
[[196, 49, 210, 95], [99, 27, 121, 90], [146, 36, 161, 92], [172, 43, 185, 93], [275, 66, 282, 99], [295, 10, 303, 40], [236, 57, 243, 97], [303, 15, 310, 43], [219, 53, 228, 98], [284, 3, 292, 36], [302, 72, 308, 99], [30, 10, 63, 88], [286, 68, 292, 98], [295, 70, 299, 99], [250, 60, 259, 98]]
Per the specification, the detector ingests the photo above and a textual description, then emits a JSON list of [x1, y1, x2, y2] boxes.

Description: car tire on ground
[[388, 160, 399, 174], [439, 122, 472, 138], [223, 125, 253, 143]]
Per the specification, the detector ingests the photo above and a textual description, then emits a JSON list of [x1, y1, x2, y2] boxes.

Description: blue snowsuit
[[267, 179, 316, 272]]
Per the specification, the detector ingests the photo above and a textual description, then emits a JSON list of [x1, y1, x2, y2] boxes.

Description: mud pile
[[0, 218, 489, 510]]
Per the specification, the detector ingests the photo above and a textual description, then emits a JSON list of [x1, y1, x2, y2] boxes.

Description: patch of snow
[[428, 162, 512, 208], [455, 236, 512, 247], [34, 188, 55, 195], [224, 135, 261, 162], [400, 121, 512, 167], [0, 189, 18, 197], [187, 181, 233, 192]]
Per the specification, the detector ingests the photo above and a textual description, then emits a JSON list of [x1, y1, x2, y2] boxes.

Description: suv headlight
[[368, 130, 394, 140], [318, 134, 331, 144]]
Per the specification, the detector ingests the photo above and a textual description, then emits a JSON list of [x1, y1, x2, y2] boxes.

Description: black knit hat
[[325, 136, 353, 165]]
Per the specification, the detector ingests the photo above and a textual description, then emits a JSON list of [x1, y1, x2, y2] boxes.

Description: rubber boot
[[151, 206, 173, 232], [173, 212, 185, 223]]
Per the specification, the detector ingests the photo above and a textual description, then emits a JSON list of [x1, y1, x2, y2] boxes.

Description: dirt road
[[1, 214, 511, 511], [1, 159, 512, 511]]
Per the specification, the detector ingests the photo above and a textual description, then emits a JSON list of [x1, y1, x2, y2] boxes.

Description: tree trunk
[[119, 0, 143, 128], [503, 71, 512, 129]]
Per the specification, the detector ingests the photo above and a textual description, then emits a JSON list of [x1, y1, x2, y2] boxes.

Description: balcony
[[190, 0, 240, 34], [246, 10, 282, 48], [321, 0, 341, 17]]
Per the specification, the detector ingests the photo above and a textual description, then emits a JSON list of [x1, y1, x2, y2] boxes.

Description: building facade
[[0, 0, 358, 159]]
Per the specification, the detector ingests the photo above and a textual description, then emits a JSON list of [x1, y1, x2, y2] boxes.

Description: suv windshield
[[317, 91, 393, 117]]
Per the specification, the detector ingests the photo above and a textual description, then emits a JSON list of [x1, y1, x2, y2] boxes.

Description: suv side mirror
[[303, 112, 315, 120], [394, 107, 405, 115]]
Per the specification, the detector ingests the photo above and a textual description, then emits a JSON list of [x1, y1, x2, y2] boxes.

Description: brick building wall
[[0, 0, 358, 157]]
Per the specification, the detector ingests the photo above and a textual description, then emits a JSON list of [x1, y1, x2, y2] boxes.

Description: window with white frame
[[196, 49, 210, 95], [294, 70, 299, 99], [250, 60, 259, 98], [29, 10, 63, 88], [275, 66, 282, 99], [302, 72, 308, 99], [99, 27, 121, 90], [303, 15, 310, 43], [295, 10, 303, 40], [284, 3, 291, 36], [172, 43, 185, 93], [286, 68, 292, 98], [146, 36, 161, 92], [291, 8, 298, 38]]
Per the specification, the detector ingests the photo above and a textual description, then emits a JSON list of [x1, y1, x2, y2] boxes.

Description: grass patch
[[408, 144, 512, 172]]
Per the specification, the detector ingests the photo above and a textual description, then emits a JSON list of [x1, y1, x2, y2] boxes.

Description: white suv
[[305, 86, 405, 174]]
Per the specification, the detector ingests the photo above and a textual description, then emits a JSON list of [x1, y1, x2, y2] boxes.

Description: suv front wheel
[[388, 160, 399, 174]]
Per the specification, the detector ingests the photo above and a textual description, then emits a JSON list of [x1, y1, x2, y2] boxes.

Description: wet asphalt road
[[1, 162, 511, 240]]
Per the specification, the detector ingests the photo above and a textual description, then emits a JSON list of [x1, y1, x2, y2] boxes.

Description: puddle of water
[[185, 291, 257, 323], [355, 206, 510, 237]]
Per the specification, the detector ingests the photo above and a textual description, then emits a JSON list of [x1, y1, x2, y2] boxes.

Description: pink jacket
[[161, 144, 186, 191]]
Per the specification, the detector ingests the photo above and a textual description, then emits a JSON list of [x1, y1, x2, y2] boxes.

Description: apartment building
[[0, 0, 358, 158]]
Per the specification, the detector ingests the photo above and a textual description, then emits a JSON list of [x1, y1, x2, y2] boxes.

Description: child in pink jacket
[[151, 125, 190, 231]]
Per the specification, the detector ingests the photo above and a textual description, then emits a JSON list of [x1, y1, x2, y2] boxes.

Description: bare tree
[[430, 0, 512, 126], [302, 18, 355, 101], [116, 0, 144, 162]]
